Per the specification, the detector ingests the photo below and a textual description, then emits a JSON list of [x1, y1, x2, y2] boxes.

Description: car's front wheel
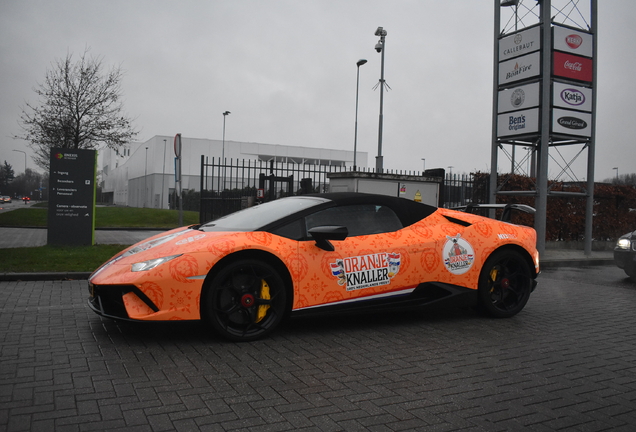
[[478, 250, 533, 318], [203, 259, 287, 341]]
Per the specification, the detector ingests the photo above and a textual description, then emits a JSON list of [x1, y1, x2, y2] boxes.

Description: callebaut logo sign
[[566, 34, 583, 49]]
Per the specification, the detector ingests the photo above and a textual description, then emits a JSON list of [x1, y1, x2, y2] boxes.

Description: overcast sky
[[0, 0, 633, 181]]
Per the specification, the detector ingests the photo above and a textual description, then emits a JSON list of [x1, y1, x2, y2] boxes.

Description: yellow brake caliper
[[256, 279, 271, 323], [489, 267, 498, 293]]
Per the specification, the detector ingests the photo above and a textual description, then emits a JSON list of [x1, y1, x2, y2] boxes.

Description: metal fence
[[197, 157, 481, 223]]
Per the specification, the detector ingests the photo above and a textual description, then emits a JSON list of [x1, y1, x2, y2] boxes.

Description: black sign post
[[47, 148, 97, 246]]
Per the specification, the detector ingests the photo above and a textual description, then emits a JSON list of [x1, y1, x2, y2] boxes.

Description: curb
[[539, 258, 614, 269], [0, 272, 91, 282]]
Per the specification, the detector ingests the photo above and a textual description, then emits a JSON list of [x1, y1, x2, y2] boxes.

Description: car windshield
[[199, 196, 330, 232]]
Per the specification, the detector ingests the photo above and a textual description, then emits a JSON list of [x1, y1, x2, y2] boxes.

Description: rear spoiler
[[452, 203, 535, 223]]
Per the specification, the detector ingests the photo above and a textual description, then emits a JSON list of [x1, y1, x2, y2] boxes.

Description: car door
[[292, 203, 416, 310]]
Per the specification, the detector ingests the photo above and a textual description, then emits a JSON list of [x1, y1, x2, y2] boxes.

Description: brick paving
[[1, 267, 635, 431]]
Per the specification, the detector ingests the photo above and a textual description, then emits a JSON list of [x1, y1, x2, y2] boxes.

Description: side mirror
[[308, 226, 348, 251]]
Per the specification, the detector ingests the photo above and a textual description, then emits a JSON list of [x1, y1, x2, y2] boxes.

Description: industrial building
[[99, 135, 367, 208]]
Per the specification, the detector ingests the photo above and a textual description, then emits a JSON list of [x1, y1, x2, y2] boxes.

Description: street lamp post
[[161, 139, 167, 209], [12, 149, 27, 173], [222, 111, 231, 190], [374, 26, 387, 173], [144, 147, 149, 208], [353, 59, 367, 171]]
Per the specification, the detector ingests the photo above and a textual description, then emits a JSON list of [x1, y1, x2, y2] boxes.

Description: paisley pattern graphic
[[140, 281, 164, 309], [169, 255, 199, 283]]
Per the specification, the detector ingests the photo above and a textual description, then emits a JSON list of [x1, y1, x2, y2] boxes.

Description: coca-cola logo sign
[[558, 116, 587, 130], [564, 60, 583, 72], [560, 88, 585, 106], [566, 34, 583, 49], [553, 52, 593, 83]]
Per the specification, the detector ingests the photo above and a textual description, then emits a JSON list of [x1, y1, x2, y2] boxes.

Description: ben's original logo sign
[[330, 252, 401, 291]]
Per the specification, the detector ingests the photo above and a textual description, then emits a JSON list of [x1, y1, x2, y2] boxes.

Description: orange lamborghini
[[88, 193, 539, 341]]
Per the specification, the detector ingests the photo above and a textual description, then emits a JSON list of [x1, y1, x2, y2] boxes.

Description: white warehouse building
[[100, 135, 368, 208]]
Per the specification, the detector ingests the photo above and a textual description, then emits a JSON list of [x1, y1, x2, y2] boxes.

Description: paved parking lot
[[1, 266, 635, 431]]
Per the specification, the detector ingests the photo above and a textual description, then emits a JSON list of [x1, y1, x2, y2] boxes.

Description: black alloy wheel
[[478, 250, 533, 318], [205, 259, 287, 341]]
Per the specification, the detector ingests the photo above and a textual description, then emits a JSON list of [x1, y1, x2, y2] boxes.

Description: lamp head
[[223, 111, 231, 116], [374, 26, 387, 37], [356, 59, 368, 67]]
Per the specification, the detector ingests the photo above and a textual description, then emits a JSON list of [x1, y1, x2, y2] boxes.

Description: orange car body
[[89, 199, 538, 323]]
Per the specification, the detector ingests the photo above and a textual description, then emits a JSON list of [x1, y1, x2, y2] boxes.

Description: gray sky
[[0, 0, 633, 181]]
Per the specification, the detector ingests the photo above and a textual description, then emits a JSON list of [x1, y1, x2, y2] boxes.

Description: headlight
[[616, 238, 631, 250], [131, 254, 182, 272]]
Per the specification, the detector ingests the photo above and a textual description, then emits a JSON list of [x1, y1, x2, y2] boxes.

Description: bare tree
[[17, 49, 138, 169]]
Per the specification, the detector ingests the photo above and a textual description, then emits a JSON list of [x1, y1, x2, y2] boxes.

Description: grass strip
[[0, 206, 199, 228], [0, 244, 129, 273]]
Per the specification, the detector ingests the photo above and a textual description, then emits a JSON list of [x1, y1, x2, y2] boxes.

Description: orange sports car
[[88, 193, 539, 341]]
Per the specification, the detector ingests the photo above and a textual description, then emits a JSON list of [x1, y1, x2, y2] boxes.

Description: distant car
[[1, 196, 11, 203], [614, 231, 636, 280], [88, 193, 539, 341]]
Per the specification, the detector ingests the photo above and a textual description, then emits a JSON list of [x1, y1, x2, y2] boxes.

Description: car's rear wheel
[[478, 250, 533, 318], [204, 259, 287, 341]]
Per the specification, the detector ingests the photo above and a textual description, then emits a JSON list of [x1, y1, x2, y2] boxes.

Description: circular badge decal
[[442, 234, 475, 275], [511, 88, 525, 108]]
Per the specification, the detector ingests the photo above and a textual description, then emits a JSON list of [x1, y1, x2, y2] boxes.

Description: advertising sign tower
[[490, 0, 597, 255]]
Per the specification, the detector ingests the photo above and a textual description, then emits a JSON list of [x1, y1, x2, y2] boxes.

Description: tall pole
[[374, 27, 387, 173], [161, 139, 166, 209], [144, 147, 148, 208], [222, 111, 230, 190], [536, 0, 552, 255], [354, 59, 367, 171]]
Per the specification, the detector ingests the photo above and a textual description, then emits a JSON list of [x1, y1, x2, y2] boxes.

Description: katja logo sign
[[560, 88, 585, 106], [553, 82, 592, 113]]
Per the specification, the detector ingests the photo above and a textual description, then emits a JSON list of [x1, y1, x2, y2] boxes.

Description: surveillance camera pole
[[375, 27, 387, 173]]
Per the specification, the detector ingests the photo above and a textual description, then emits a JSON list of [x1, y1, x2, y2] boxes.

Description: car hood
[[91, 226, 240, 276]]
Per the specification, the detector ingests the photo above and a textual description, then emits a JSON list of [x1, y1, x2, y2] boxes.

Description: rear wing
[[452, 203, 535, 223]]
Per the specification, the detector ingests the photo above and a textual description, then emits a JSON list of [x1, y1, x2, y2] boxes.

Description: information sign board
[[552, 108, 592, 137], [47, 148, 97, 246], [498, 51, 541, 86], [499, 25, 541, 61], [498, 82, 540, 114], [497, 108, 540, 138], [553, 51, 593, 83], [553, 82, 593, 112], [553, 25, 593, 58]]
